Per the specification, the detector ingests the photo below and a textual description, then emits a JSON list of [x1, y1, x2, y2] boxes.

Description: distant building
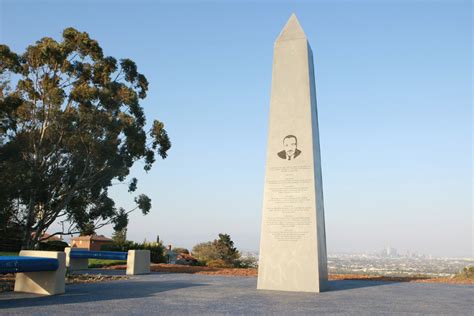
[[176, 253, 198, 265], [385, 247, 398, 257], [164, 245, 198, 265], [165, 245, 177, 264], [70, 234, 113, 251]]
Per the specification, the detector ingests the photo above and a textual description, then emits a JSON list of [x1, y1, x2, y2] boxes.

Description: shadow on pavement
[[328, 280, 397, 292], [0, 280, 207, 309], [328, 275, 436, 292]]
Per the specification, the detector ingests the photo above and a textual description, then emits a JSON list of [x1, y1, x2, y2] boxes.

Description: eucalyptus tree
[[0, 28, 170, 249]]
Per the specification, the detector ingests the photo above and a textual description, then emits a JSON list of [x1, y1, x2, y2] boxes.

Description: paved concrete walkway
[[1, 272, 472, 315]]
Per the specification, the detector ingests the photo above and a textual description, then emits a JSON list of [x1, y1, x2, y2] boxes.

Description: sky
[[1, 0, 472, 257]]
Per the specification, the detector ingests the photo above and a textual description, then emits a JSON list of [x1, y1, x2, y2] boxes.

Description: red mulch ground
[[1, 264, 471, 293], [109, 263, 474, 284]]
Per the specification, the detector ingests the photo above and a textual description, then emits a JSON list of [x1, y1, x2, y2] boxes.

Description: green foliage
[[214, 233, 239, 265], [135, 194, 151, 215], [88, 259, 126, 268], [172, 247, 189, 254], [0, 219, 23, 252], [455, 266, 474, 279], [79, 222, 96, 236], [0, 252, 19, 256], [192, 233, 241, 266], [38, 240, 69, 251], [101, 240, 135, 252], [112, 228, 127, 246], [235, 255, 258, 269], [112, 208, 128, 232], [139, 241, 166, 263], [0, 28, 171, 249], [207, 259, 232, 268], [102, 240, 166, 263], [192, 241, 219, 265]]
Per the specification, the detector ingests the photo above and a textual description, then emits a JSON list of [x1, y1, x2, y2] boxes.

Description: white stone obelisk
[[257, 14, 328, 293]]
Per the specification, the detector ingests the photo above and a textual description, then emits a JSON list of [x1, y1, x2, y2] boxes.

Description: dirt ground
[[109, 263, 474, 285], [1, 264, 471, 293]]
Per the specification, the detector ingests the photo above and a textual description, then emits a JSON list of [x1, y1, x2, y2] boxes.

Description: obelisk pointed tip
[[276, 14, 306, 42]]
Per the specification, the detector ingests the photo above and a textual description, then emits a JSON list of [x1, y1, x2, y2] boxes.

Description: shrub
[[192, 234, 241, 267], [38, 240, 69, 251], [235, 255, 258, 269], [172, 247, 189, 254], [214, 234, 239, 265], [0, 222, 23, 252], [139, 241, 166, 263], [455, 266, 474, 279], [207, 259, 232, 268], [101, 240, 166, 263], [192, 242, 218, 265], [101, 240, 136, 252]]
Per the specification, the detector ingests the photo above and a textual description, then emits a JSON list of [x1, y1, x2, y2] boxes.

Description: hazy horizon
[[1, 0, 472, 258]]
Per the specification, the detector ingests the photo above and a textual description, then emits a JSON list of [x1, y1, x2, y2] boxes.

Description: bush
[[235, 255, 258, 269], [455, 266, 474, 279], [192, 260, 207, 267], [191, 234, 241, 267], [139, 241, 166, 263], [172, 247, 189, 254], [0, 223, 23, 252], [192, 242, 218, 265], [38, 240, 69, 251], [102, 240, 166, 263], [101, 240, 135, 252], [207, 259, 232, 268]]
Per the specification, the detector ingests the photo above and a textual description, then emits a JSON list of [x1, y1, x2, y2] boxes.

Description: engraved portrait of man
[[277, 135, 301, 160]]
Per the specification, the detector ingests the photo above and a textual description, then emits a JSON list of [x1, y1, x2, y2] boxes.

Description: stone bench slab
[[13, 251, 66, 295]]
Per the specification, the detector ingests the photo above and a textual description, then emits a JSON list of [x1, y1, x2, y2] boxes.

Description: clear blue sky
[[1, 0, 472, 257]]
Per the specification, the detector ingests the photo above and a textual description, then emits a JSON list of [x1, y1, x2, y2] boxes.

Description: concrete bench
[[0, 251, 66, 295], [64, 247, 150, 275]]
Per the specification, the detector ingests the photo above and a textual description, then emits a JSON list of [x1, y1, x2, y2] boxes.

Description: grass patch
[[0, 252, 19, 256], [88, 259, 126, 268]]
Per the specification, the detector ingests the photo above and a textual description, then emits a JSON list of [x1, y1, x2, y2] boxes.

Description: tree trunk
[[21, 196, 36, 250]]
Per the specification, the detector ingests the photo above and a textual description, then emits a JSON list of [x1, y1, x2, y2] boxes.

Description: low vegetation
[[192, 234, 240, 267], [454, 266, 473, 280], [172, 247, 189, 254], [191, 233, 258, 269], [88, 259, 127, 268], [102, 240, 166, 264]]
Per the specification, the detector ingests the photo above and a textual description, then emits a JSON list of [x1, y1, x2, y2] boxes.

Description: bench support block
[[65, 247, 89, 271], [127, 250, 150, 275], [14, 251, 66, 295]]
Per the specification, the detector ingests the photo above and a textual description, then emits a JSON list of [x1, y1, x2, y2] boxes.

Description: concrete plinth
[[14, 250, 66, 295], [126, 250, 150, 275], [64, 247, 89, 271]]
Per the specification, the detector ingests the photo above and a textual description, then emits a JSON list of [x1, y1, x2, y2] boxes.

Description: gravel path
[[0, 272, 472, 315]]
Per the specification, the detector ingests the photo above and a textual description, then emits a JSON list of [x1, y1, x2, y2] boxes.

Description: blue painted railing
[[0, 256, 59, 274], [69, 250, 127, 261]]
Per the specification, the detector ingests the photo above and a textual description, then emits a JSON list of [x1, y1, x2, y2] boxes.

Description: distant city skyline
[[1, 0, 472, 257]]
